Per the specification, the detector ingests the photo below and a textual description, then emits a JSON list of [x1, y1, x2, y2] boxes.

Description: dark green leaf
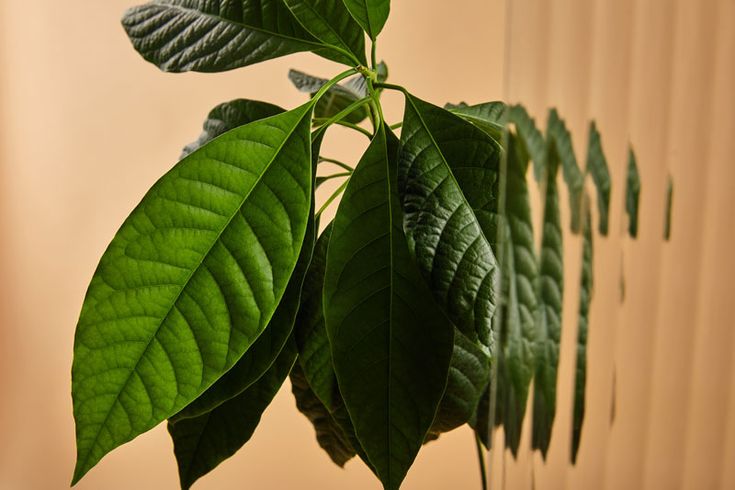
[[71, 104, 314, 483], [664, 175, 673, 241], [284, 0, 367, 65], [445, 101, 506, 143], [290, 362, 356, 467], [532, 147, 563, 458], [182, 99, 284, 157], [547, 109, 585, 233], [121, 0, 356, 73], [496, 132, 538, 457], [342, 0, 390, 40], [168, 340, 298, 490], [572, 196, 594, 463], [469, 384, 491, 448], [586, 121, 612, 235], [507, 105, 546, 182], [398, 93, 502, 351], [289, 69, 370, 124], [625, 147, 641, 238], [324, 127, 454, 490]]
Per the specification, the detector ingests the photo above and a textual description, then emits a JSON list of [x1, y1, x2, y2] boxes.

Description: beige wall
[[2, 0, 734, 489]]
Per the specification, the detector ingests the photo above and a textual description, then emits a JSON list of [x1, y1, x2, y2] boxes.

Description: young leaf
[[571, 196, 594, 463], [342, 0, 390, 40], [284, 0, 367, 65], [121, 0, 357, 73], [547, 109, 585, 233], [289, 69, 370, 124], [586, 121, 612, 235], [71, 104, 314, 483], [497, 132, 539, 456], [181, 99, 285, 157], [323, 127, 454, 490], [398, 94, 502, 351], [168, 340, 298, 490], [170, 133, 323, 422], [532, 148, 563, 458], [290, 362, 356, 467], [625, 147, 641, 238]]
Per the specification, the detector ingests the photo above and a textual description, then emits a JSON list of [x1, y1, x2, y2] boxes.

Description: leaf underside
[[71, 104, 313, 483]]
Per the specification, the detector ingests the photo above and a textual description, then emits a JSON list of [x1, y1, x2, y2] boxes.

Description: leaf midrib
[[75, 107, 311, 479]]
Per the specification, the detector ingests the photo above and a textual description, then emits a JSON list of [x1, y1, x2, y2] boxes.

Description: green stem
[[389, 122, 403, 130], [314, 97, 372, 137], [313, 118, 373, 138], [319, 157, 354, 172], [374, 82, 408, 95], [475, 434, 488, 490], [312, 68, 359, 104], [316, 178, 350, 218], [371, 41, 378, 70], [318, 172, 352, 184]]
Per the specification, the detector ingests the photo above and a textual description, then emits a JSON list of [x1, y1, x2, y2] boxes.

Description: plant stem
[[312, 68, 359, 104], [314, 97, 372, 137], [318, 171, 352, 185], [313, 118, 373, 139], [371, 41, 378, 70], [374, 82, 408, 95], [389, 122, 403, 130], [316, 178, 350, 218], [475, 434, 488, 490], [319, 157, 354, 172]]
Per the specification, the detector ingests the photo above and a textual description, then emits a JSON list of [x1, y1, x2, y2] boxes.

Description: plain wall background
[[0, 1, 506, 489]]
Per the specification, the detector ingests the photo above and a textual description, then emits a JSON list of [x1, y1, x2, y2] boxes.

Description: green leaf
[[586, 121, 612, 235], [507, 105, 546, 182], [398, 93, 502, 351], [289, 69, 370, 124], [323, 127, 454, 490], [532, 147, 563, 458], [121, 0, 357, 73], [71, 104, 314, 483], [342, 0, 390, 40], [664, 175, 673, 241], [625, 147, 641, 238], [496, 132, 538, 457], [430, 328, 492, 435], [572, 196, 594, 463], [170, 133, 323, 422], [290, 361, 356, 467], [547, 109, 585, 233], [168, 339, 298, 490], [469, 384, 491, 448], [445, 101, 506, 143], [182, 99, 285, 157], [284, 0, 367, 65]]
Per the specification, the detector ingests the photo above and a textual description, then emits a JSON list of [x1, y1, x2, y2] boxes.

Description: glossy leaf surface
[[342, 0, 390, 39], [445, 101, 506, 144], [121, 0, 356, 73], [71, 104, 314, 483], [168, 340, 297, 489], [324, 127, 453, 490]]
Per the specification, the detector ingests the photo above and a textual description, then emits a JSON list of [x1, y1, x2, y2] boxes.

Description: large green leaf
[[323, 127, 454, 490], [284, 0, 367, 65], [445, 101, 506, 144], [572, 197, 594, 463], [342, 0, 390, 40], [398, 93, 502, 351], [532, 146, 563, 458], [170, 133, 322, 422], [547, 109, 585, 233], [121, 0, 358, 73], [168, 339, 298, 489], [625, 147, 641, 238], [181, 99, 285, 157], [71, 104, 314, 483], [496, 132, 538, 457], [290, 361, 356, 467], [586, 121, 612, 235], [289, 69, 370, 124]]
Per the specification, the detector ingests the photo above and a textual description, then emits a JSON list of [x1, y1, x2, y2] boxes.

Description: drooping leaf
[[430, 328, 492, 435], [625, 147, 641, 238], [532, 146, 563, 458], [586, 121, 612, 235], [71, 104, 314, 483], [496, 131, 538, 457], [289, 69, 370, 124], [284, 0, 367, 65], [398, 93, 502, 351], [170, 133, 323, 422], [181, 99, 284, 157], [469, 383, 491, 448], [572, 196, 594, 463], [168, 339, 298, 490], [445, 101, 507, 144], [547, 109, 585, 233], [507, 105, 546, 182], [290, 361, 356, 467], [121, 0, 357, 73], [324, 127, 454, 490], [342, 0, 390, 40], [664, 175, 673, 241]]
